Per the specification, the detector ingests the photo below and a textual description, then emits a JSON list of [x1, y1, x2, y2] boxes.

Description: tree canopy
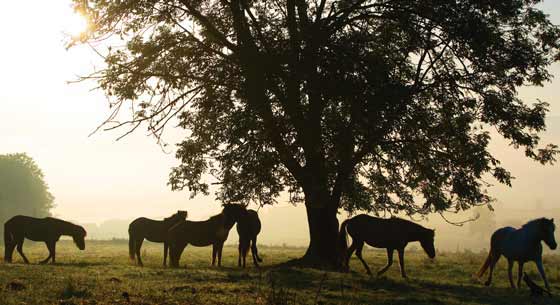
[[73, 0, 560, 264], [0, 153, 55, 237]]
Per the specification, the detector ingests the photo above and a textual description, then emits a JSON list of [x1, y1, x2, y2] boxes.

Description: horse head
[[175, 210, 189, 221], [222, 203, 247, 228], [73, 226, 87, 250], [420, 229, 436, 259], [164, 210, 188, 224], [540, 218, 557, 250]]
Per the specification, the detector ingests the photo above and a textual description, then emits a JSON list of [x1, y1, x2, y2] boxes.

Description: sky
[[1, 1, 560, 247]]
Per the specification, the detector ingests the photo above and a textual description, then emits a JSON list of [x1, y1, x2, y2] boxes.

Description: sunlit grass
[[0, 240, 558, 304]]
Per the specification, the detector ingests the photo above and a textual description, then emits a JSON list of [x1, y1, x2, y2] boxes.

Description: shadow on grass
[[411, 279, 559, 305], [48, 261, 110, 267]]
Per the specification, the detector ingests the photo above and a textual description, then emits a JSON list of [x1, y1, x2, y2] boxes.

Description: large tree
[[72, 0, 560, 266], [0, 153, 55, 238]]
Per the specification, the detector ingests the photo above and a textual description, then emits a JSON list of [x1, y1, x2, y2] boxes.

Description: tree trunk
[[301, 200, 341, 268]]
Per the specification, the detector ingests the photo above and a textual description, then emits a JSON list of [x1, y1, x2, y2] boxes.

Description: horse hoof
[[484, 281, 491, 286]]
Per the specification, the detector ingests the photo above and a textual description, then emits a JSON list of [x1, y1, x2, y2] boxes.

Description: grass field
[[0, 240, 559, 305]]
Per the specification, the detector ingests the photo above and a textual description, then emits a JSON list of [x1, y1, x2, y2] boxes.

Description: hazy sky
[[1, 1, 560, 236]]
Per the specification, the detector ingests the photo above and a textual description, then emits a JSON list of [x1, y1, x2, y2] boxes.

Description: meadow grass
[[0, 240, 559, 305]]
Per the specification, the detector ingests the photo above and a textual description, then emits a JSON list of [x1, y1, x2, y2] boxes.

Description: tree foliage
[[0, 153, 55, 236], [73, 0, 559, 236]]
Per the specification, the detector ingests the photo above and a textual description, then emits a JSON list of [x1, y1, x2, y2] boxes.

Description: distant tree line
[[0, 153, 54, 239]]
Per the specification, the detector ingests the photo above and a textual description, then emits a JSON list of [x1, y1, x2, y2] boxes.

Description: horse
[[4, 215, 87, 264], [128, 210, 188, 267], [167, 204, 246, 268], [476, 218, 557, 290], [339, 214, 436, 278], [236, 209, 263, 268]]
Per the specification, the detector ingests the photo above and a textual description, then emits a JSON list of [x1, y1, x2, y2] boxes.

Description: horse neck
[[59, 221, 79, 237], [521, 222, 544, 244], [404, 223, 428, 242], [163, 217, 180, 227]]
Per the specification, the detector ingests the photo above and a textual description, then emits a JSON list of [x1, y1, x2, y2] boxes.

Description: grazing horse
[[477, 218, 557, 290], [128, 210, 188, 267], [167, 204, 246, 268], [237, 209, 263, 268], [339, 215, 436, 278], [4, 215, 87, 264]]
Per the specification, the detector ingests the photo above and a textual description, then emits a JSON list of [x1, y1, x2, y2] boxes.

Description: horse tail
[[251, 235, 262, 262], [338, 219, 350, 263], [476, 251, 493, 278], [477, 233, 499, 278], [128, 227, 135, 260]]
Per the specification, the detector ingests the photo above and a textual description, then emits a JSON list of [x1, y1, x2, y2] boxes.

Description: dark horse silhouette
[[477, 218, 556, 290], [167, 204, 246, 268], [237, 209, 263, 268], [4, 215, 87, 264], [128, 210, 188, 267], [339, 214, 435, 278]]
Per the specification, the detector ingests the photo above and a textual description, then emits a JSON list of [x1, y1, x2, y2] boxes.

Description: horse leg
[[535, 259, 550, 291], [484, 252, 501, 286], [15, 238, 29, 264], [135, 238, 144, 267], [163, 242, 168, 267], [243, 243, 250, 268], [517, 262, 524, 288], [343, 240, 358, 272], [4, 238, 16, 263], [238, 242, 242, 267], [507, 259, 515, 288], [355, 242, 372, 276], [241, 243, 247, 268], [397, 248, 407, 279], [212, 244, 217, 266], [377, 248, 394, 277], [217, 243, 224, 267], [39, 241, 53, 264], [51, 242, 56, 264], [250, 239, 259, 267], [172, 243, 187, 268]]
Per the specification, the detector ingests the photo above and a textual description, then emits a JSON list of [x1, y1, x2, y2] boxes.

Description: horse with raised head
[[167, 204, 246, 268], [128, 210, 188, 267], [237, 209, 263, 268], [339, 214, 435, 278], [4, 215, 87, 264], [477, 218, 557, 290]]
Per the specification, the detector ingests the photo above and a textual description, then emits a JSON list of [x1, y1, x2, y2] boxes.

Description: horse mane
[[46, 217, 86, 236], [522, 217, 552, 229], [390, 217, 431, 231], [208, 213, 224, 221]]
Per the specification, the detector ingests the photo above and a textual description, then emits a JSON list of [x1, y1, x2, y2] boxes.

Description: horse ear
[[551, 218, 554, 223]]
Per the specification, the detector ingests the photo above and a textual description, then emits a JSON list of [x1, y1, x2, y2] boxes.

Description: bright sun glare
[[63, 12, 89, 38]]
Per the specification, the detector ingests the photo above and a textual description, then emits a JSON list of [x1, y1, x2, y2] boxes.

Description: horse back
[[346, 214, 420, 248], [4, 215, 56, 241], [128, 217, 169, 242], [493, 226, 542, 261], [237, 210, 261, 238], [169, 217, 229, 247]]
